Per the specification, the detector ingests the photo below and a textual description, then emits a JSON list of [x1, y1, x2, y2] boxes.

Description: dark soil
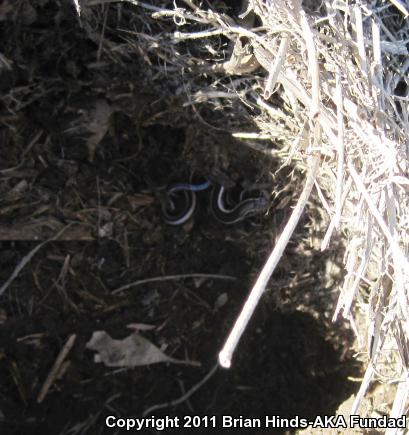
[[0, 1, 361, 434]]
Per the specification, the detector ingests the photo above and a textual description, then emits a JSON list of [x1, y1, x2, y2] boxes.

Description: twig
[[97, 8, 109, 61], [385, 182, 409, 324], [371, 19, 383, 110], [87, 0, 209, 23], [87, 0, 169, 13], [173, 29, 226, 40], [0, 224, 74, 297], [348, 162, 409, 272], [321, 176, 352, 251], [333, 67, 345, 231], [0, 130, 43, 175], [341, 217, 374, 317], [263, 33, 289, 100], [388, 0, 409, 17], [354, 5, 368, 76], [112, 274, 236, 294], [37, 334, 77, 403], [385, 377, 409, 435], [72, 0, 81, 15], [142, 363, 218, 416], [232, 132, 271, 140], [351, 359, 375, 414], [219, 152, 321, 368]]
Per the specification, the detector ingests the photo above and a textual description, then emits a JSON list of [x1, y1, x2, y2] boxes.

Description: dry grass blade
[[388, 0, 409, 17], [111, 273, 236, 295], [263, 33, 289, 100], [37, 334, 77, 403], [351, 363, 375, 414], [219, 153, 321, 368], [0, 224, 74, 297], [385, 378, 409, 435], [72, 0, 81, 15], [142, 364, 218, 416]]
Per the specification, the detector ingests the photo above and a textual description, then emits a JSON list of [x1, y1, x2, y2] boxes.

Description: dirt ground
[[0, 1, 363, 434]]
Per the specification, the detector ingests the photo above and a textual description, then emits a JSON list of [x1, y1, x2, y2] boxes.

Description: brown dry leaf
[[85, 99, 113, 162], [85, 331, 200, 368]]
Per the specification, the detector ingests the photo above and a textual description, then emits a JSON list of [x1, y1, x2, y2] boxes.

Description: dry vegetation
[[1, 0, 409, 430]]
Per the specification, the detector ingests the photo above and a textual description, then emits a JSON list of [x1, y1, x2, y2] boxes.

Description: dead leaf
[[85, 331, 200, 368], [63, 99, 113, 162], [213, 292, 228, 312], [85, 99, 113, 161]]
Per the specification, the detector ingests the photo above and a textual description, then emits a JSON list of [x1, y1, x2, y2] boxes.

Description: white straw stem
[[219, 154, 320, 368]]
